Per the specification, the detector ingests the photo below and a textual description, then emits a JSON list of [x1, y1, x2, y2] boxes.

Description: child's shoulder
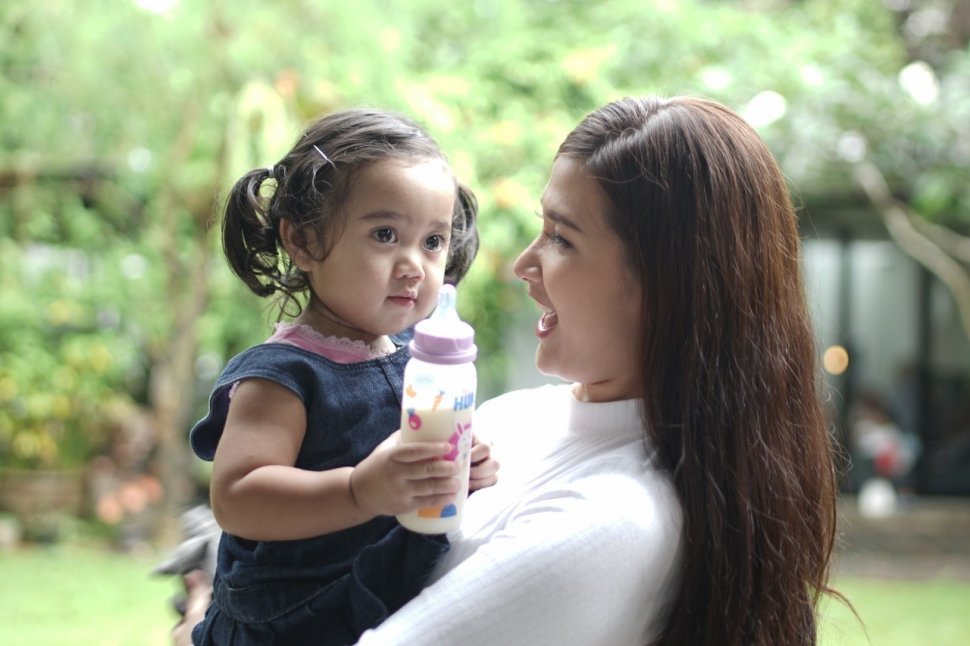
[[217, 331, 408, 387]]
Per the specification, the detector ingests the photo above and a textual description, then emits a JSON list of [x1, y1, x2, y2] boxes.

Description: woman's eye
[[544, 229, 572, 249], [373, 228, 397, 244], [424, 235, 444, 251], [536, 212, 572, 250]]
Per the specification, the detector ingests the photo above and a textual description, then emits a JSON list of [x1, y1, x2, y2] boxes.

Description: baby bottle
[[396, 284, 477, 534]]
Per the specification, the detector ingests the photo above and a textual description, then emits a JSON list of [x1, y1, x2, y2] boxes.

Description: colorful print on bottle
[[402, 382, 474, 520]]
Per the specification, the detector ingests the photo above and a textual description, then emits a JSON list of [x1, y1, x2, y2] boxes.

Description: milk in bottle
[[396, 284, 477, 534]]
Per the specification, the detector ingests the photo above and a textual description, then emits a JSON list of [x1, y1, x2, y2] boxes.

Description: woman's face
[[513, 156, 643, 403]]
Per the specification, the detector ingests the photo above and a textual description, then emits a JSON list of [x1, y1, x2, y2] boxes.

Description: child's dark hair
[[222, 108, 479, 316]]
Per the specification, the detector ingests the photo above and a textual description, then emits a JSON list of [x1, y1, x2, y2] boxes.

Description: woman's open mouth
[[536, 310, 559, 337]]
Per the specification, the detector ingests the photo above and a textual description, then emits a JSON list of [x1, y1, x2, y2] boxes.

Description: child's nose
[[396, 250, 425, 280]]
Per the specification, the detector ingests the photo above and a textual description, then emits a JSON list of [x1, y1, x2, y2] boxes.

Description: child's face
[[296, 158, 456, 343]]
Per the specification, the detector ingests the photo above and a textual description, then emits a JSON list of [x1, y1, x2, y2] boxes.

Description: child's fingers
[[469, 473, 498, 491], [469, 440, 491, 465], [470, 458, 499, 480], [404, 460, 460, 482], [410, 474, 461, 503], [393, 441, 454, 463], [418, 475, 460, 494]]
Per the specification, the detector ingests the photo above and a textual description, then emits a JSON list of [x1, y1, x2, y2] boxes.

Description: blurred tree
[[764, 0, 970, 339], [1, 0, 967, 539], [852, 2, 970, 340]]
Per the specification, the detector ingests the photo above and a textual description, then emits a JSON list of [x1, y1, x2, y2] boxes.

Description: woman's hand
[[350, 431, 460, 516], [469, 434, 499, 491], [171, 570, 211, 646]]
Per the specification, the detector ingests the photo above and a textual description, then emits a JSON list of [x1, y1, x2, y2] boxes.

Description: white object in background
[[857, 477, 898, 519]]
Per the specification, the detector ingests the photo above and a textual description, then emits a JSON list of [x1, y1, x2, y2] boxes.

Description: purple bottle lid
[[409, 285, 477, 364]]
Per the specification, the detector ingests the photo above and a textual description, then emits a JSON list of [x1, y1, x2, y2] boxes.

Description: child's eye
[[373, 228, 397, 244], [424, 234, 445, 251]]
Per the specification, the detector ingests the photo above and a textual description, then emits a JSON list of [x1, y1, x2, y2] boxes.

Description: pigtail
[[220, 108, 476, 319], [221, 167, 286, 298], [445, 183, 480, 285]]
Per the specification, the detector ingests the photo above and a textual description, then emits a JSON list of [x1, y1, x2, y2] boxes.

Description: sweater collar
[[567, 386, 644, 437]]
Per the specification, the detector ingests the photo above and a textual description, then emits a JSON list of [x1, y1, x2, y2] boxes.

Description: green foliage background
[[1, 1, 967, 490]]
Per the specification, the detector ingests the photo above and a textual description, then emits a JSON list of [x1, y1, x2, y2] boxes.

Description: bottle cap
[[410, 284, 477, 364]]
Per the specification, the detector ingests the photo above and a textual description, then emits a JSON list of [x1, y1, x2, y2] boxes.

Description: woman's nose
[[512, 238, 540, 283]]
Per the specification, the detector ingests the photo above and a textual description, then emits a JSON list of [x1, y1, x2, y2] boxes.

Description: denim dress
[[189, 340, 448, 645]]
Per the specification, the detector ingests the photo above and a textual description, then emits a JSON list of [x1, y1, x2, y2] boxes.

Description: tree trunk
[[852, 160, 970, 342], [150, 250, 211, 545], [145, 92, 216, 544]]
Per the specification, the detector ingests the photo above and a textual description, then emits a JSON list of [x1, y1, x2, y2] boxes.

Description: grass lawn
[[0, 543, 177, 646], [2, 542, 969, 645], [819, 576, 970, 645]]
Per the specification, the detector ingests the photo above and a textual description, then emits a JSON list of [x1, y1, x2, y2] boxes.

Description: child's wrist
[[347, 466, 367, 515]]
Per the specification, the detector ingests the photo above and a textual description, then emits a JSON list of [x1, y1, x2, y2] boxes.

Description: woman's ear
[[279, 219, 315, 271]]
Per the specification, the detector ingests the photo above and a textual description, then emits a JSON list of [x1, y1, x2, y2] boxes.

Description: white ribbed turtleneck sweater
[[356, 384, 683, 646]]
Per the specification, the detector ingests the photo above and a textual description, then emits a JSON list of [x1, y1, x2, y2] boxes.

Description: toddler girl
[[188, 108, 485, 645]]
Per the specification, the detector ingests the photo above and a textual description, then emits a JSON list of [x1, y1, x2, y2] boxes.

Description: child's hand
[[469, 433, 499, 492], [350, 431, 460, 517]]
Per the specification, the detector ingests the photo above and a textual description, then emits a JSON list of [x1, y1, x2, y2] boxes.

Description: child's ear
[[279, 219, 316, 271]]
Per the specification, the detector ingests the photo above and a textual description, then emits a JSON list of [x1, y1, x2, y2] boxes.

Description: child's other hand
[[350, 431, 460, 517], [469, 433, 499, 491]]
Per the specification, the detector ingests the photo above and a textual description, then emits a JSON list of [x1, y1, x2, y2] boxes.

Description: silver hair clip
[[313, 145, 333, 166]]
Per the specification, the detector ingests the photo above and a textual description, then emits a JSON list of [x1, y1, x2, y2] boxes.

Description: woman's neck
[[571, 380, 639, 403]]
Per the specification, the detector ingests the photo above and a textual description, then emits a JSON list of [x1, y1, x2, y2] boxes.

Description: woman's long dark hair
[[559, 96, 838, 645]]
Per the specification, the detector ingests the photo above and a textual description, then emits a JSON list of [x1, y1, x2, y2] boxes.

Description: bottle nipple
[[410, 285, 477, 363], [431, 284, 458, 323]]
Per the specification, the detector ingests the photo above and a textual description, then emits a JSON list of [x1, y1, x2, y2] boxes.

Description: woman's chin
[[534, 350, 569, 382]]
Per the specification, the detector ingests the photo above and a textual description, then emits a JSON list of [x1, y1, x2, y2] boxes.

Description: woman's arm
[[210, 378, 460, 541], [355, 471, 683, 646]]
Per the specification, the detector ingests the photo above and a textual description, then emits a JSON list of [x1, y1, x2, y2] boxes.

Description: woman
[[177, 95, 839, 645]]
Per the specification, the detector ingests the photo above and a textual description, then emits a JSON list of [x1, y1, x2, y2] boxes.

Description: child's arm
[[210, 378, 460, 542]]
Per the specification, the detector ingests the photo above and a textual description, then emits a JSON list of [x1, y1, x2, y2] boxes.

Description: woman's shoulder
[[569, 458, 681, 534]]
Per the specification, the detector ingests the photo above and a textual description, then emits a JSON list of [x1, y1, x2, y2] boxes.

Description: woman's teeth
[[538, 310, 558, 332]]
